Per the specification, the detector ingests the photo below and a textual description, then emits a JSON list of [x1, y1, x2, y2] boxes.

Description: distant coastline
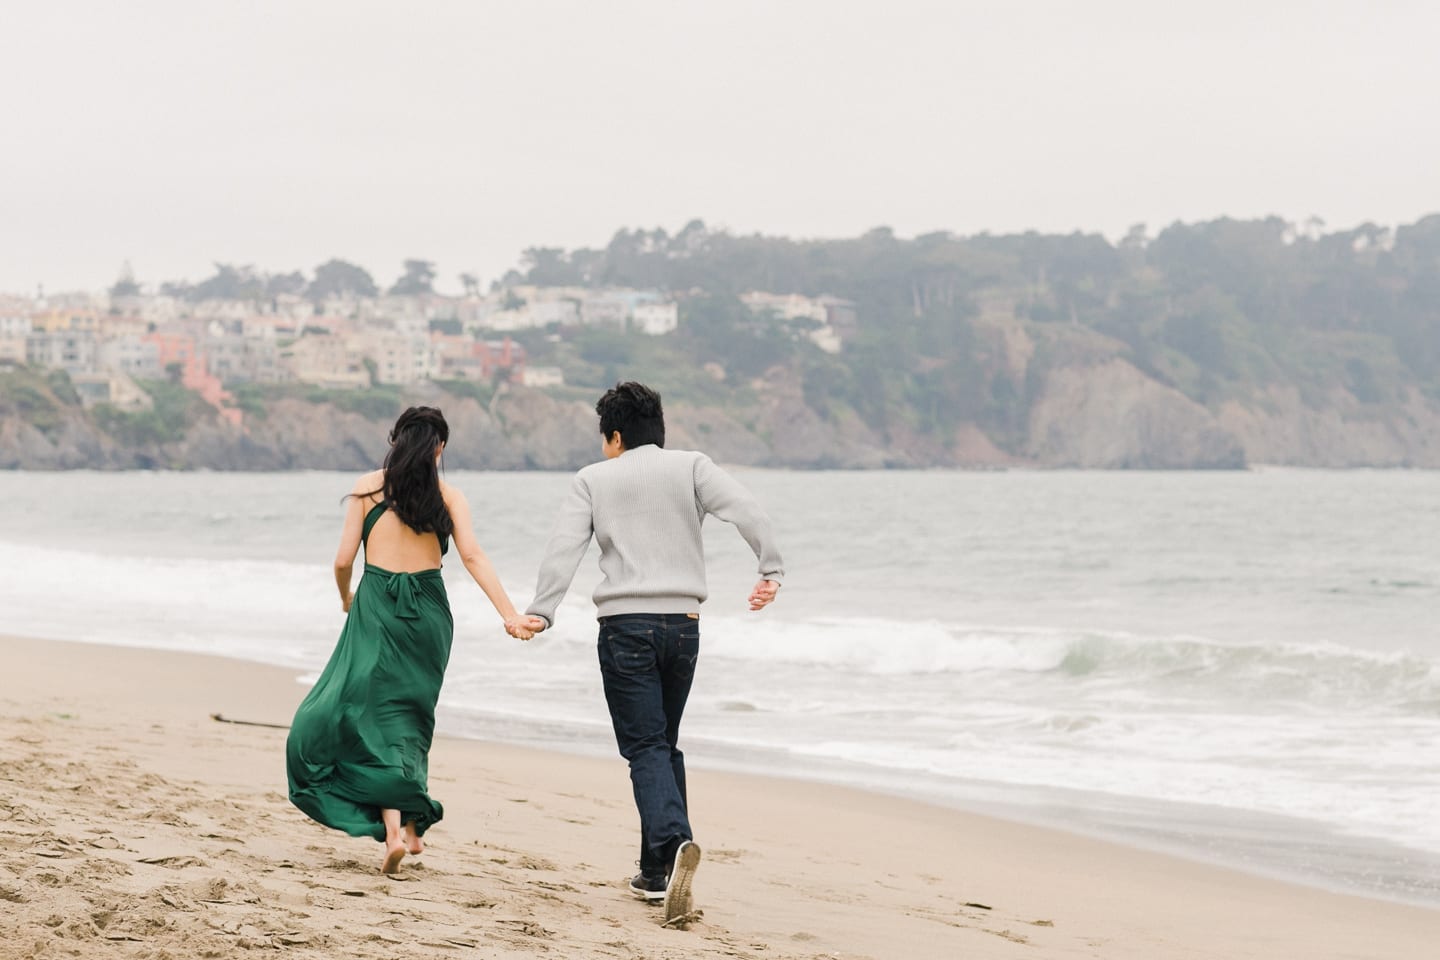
[[5, 217, 1440, 470]]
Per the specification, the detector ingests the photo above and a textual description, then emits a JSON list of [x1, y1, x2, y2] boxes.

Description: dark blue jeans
[[597, 613, 699, 875]]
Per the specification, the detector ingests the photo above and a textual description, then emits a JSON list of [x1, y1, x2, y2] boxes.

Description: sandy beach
[[1, 635, 1435, 960]]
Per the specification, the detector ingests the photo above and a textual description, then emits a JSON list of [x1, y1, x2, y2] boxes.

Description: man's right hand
[[748, 579, 780, 611], [506, 615, 549, 641]]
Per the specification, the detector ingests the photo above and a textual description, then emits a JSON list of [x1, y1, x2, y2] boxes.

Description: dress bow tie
[[385, 571, 421, 620]]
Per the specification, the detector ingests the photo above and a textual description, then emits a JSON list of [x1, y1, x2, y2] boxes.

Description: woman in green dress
[[287, 406, 535, 874]]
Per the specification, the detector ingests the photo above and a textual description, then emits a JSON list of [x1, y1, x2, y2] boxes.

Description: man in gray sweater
[[519, 381, 784, 923]]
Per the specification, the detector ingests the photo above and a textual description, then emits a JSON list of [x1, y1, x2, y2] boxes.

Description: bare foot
[[401, 822, 424, 856], [381, 839, 406, 874]]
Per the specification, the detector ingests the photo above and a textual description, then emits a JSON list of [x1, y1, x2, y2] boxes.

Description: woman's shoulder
[[352, 469, 384, 495]]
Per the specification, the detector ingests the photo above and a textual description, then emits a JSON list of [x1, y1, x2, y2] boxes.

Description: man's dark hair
[[596, 381, 665, 449]]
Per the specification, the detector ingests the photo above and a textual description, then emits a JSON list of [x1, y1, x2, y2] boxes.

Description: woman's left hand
[[341, 593, 353, 613]]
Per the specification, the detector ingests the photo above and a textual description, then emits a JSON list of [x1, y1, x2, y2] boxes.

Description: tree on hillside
[[520, 248, 576, 286], [190, 263, 265, 302], [308, 259, 379, 301], [265, 271, 307, 298], [459, 272, 480, 297], [1388, 215, 1440, 379], [389, 260, 436, 297], [110, 261, 141, 298]]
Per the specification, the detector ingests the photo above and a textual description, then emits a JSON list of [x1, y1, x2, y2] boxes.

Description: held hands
[[505, 615, 548, 641], [748, 579, 780, 611]]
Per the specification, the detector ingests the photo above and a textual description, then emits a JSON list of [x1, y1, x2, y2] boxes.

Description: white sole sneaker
[[663, 840, 702, 923], [629, 877, 666, 902]]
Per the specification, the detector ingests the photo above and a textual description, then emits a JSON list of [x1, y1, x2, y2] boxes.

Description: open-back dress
[[286, 500, 452, 840]]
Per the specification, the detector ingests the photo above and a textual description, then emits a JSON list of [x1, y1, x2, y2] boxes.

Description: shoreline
[[21, 630, 1440, 911], [437, 700, 1440, 911], [4, 634, 1439, 959]]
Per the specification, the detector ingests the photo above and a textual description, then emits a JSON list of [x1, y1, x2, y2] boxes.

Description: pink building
[[143, 333, 243, 428], [432, 335, 527, 382]]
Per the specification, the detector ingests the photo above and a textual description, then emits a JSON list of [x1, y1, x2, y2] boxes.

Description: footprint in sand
[[187, 877, 262, 904], [514, 855, 557, 871], [73, 859, 133, 882], [706, 848, 745, 863], [139, 809, 195, 828], [324, 858, 376, 874], [199, 831, 246, 845], [136, 855, 208, 869], [0, 802, 50, 826]]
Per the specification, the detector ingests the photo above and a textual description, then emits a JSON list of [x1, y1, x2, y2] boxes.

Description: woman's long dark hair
[[356, 406, 454, 541]]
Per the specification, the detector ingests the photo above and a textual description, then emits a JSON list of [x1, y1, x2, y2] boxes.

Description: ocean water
[[1, 467, 1437, 906]]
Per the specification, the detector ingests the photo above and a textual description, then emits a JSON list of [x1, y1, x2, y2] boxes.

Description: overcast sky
[[2, 0, 1437, 295]]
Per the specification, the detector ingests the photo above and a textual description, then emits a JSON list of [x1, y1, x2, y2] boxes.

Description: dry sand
[[1, 635, 1435, 960]]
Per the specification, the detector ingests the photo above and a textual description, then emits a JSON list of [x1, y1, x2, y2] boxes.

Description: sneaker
[[629, 870, 667, 902], [663, 840, 702, 923]]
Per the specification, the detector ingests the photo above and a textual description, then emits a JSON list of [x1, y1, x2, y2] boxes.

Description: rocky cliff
[[3, 366, 1439, 470]]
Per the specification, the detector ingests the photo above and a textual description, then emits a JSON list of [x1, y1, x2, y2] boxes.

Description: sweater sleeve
[[693, 454, 785, 583], [525, 473, 595, 627]]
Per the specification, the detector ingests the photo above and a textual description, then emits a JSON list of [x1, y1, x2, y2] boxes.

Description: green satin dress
[[287, 501, 453, 841]]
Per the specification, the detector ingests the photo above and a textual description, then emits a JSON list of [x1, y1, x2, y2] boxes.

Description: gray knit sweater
[[525, 444, 785, 626]]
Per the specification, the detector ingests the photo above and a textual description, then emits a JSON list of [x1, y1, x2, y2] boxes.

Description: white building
[[361, 332, 436, 386], [521, 366, 565, 388], [740, 291, 828, 324], [741, 291, 851, 353], [98, 334, 162, 379], [203, 333, 283, 383], [319, 294, 365, 320], [241, 317, 281, 340], [580, 292, 630, 330], [424, 295, 462, 323], [529, 298, 579, 327], [140, 296, 185, 326], [458, 296, 498, 334], [632, 301, 678, 335], [98, 314, 149, 339], [485, 307, 532, 332], [26, 331, 98, 374], [376, 295, 426, 326], [284, 334, 370, 389], [0, 314, 32, 338], [70, 372, 154, 411]]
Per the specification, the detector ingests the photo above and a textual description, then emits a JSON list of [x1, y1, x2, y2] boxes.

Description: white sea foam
[[700, 613, 1440, 712]]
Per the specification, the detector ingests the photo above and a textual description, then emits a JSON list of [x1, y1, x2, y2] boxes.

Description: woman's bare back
[[357, 469, 445, 573]]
